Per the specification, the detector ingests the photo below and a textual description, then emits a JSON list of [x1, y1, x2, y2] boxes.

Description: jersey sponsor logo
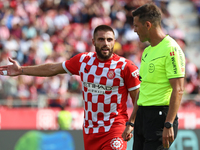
[[107, 70, 115, 79], [149, 63, 155, 73], [110, 137, 123, 150], [83, 82, 113, 94], [171, 57, 177, 74], [178, 48, 185, 68], [131, 69, 139, 77]]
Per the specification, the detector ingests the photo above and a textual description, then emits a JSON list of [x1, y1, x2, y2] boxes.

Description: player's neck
[[97, 53, 114, 62]]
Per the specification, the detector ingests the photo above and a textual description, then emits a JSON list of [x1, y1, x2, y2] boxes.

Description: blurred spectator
[[0, 21, 10, 41], [3, 35, 19, 59], [22, 22, 37, 39], [54, 8, 69, 30], [57, 105, 73, 130], [1, 76, 18, 107], [10, 22, 22, 39], [37, 33, 53, 61], [190, 0, 200, 21], [68, 75, 82, 94]]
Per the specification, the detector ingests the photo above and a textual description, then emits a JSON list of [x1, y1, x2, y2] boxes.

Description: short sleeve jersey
[[62, 52, 140, 134], [137, 35, 185, 106]]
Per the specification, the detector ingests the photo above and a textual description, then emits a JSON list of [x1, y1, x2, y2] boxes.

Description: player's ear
[[92, 38, 95, 45], [145, 21, 152, 30]]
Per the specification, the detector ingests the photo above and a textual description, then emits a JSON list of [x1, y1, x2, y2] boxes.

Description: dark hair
[[93, 25, 115, 38], [132, 3, 162, 26]]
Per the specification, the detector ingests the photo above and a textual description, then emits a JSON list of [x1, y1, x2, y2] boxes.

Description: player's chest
[[79, 62, 123, 87]]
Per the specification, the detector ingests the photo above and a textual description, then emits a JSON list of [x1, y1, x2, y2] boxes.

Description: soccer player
[[0, 25, 140, 150], [122, 2, 185, 150]]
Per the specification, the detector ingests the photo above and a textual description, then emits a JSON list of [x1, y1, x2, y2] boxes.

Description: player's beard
[[95, 46, 113, 60]]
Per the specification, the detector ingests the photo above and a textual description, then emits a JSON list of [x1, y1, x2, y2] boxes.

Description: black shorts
[[133, 106, 178, 150]]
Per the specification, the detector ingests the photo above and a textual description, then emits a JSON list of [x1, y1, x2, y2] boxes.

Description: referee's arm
[[162, 77, 184, 148]]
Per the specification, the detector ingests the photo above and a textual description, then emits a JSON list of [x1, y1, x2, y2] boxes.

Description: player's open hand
[[122, 126, 133, 141], [0, 57, 22, 76]]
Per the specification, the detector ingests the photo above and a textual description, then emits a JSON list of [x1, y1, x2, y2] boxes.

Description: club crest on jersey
[[110, 137, 123, 150], [107, 70, 115, 79]]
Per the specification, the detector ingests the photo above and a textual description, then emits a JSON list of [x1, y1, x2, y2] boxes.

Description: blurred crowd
[[0, 0, 199, 108]]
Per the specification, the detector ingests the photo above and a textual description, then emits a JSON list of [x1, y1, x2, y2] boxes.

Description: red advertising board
[[0, 107, 200, 130], [0, 107, 84, 130]]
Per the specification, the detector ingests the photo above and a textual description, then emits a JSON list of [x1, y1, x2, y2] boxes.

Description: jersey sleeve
[[62, 53, 83, 75], [123, 60, 140, 91], [165, 46, 185, 79]]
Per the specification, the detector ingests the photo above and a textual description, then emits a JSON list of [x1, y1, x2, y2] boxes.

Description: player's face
[[133, 16, 149, 42], [93, 30, 115, 61]]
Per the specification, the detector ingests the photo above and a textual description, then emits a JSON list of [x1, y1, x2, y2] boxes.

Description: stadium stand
[[0, 0, 199, 108]]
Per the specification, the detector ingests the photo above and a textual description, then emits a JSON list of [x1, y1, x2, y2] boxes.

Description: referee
[[122, 3, 185, 150]]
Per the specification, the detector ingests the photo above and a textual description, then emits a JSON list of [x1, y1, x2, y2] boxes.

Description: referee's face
[[133, 16, 149, 43], [93, 30, 115, 61]]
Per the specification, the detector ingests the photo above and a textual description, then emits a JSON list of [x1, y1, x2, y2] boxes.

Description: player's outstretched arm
[[0, 57, 22, 76], [0, 57, 66, 77]]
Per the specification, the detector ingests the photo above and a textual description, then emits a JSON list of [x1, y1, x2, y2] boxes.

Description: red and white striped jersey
[[62, 52, 140, 134]]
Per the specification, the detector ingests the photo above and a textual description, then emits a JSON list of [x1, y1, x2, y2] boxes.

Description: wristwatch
[[164, 122, 173, 129], [126, 122, 134, 127]]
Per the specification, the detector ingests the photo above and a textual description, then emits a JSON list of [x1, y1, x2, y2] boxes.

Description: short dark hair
[[132, 3, 162, 26], [93, 25, 115, 38]]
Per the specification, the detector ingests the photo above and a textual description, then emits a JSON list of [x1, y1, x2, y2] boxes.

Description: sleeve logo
[[131, 69, 139, 78], [170, 52, 175, 56]]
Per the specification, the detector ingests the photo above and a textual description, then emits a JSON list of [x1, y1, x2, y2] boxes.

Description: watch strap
[[126, 122, 134, 127], [164, 122, 173, 129]]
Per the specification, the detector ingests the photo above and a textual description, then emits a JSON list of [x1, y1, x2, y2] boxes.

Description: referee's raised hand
[[0, 57, 22, 76]]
